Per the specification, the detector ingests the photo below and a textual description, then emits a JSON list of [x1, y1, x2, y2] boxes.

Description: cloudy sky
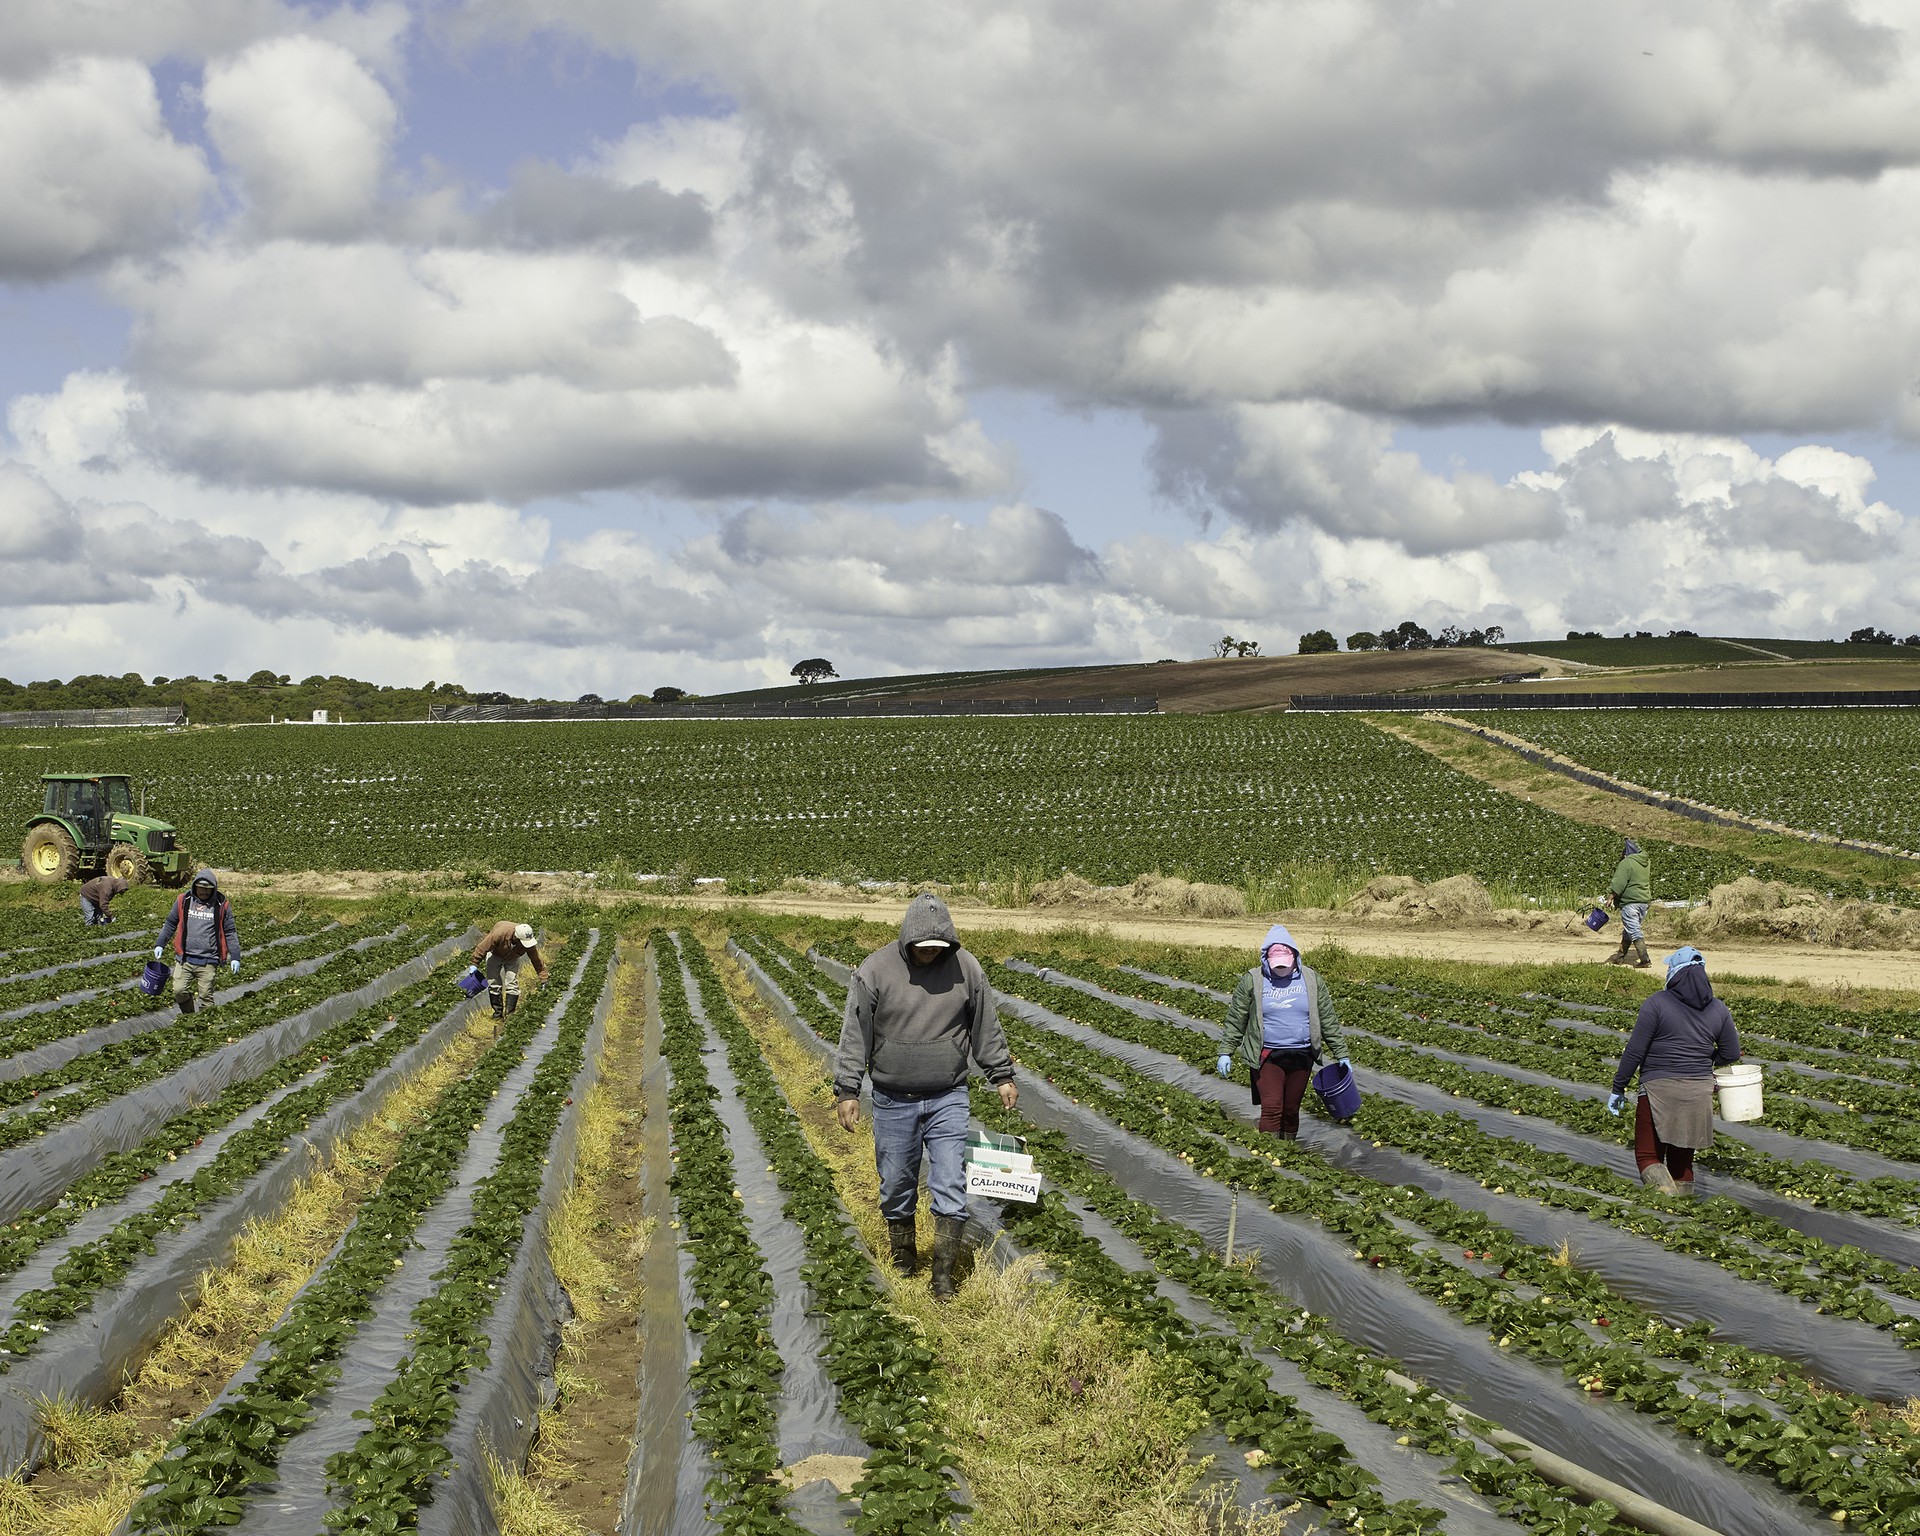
[[5, 0, 1920, 695]]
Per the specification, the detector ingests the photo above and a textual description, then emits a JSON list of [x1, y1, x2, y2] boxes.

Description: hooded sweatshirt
[[1255, 923, 1313, 1049], [157, 869, 239, 965], [1221, 925, 1348, 1068], [833, 892, 1014, 1099], [1609, 841, 1652, 904], [1611, 957, 1740, 1093]]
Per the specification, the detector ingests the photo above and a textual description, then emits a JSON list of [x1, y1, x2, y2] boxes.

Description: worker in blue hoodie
[[155, 868, 241, 1015], [1216, 924, 1350, 1138], [1608, 945, 1740, 1193]]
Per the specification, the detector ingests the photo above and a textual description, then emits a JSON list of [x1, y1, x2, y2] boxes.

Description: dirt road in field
[[671, 890, 1919, 993]]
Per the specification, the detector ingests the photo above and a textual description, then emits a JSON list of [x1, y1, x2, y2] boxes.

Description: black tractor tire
[[22, 825, 78, 883], [106, 844, 153, 884]]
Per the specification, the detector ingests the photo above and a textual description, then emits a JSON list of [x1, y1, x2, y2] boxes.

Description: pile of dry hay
[[1028, 871, 1248, 918], [1683, 877, 1920, 950]]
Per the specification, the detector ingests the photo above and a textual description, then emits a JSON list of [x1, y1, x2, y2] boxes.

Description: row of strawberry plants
[[653, 935, 809, 1536], [0, 967, 467, 1365], [992, 963, 1920, 1224], [0, 929, 434, 1153], [731, 934, 842, 1042], [963, 1085, 1642, 1536], [1002, 1018, 1920, 1529], [127, 935, 583, 1535], [0, 923, 352, 1063], [694, 937, 965, 1533], [321, 932, 616, 1532]]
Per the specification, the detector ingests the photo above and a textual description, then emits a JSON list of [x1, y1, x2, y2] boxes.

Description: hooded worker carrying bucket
[[1217, 924, 1355, 1138], [1606, 946, 1744, 1194]]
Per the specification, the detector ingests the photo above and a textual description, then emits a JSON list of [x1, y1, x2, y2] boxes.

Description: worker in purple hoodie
[[1608, 945, 1741, 1193], [1216, 924, 1350, 1138]]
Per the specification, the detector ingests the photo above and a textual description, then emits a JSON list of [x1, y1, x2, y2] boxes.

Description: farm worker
[[833, 893, 1017, 1300], [78, 875, 128, 926], [470, 921, 548, 1018], [1216, 924, 1350, 1140], [154, 869, 240, 1014], [1606, 946, 1741, 1194], [1605, 838, 1652, 968]]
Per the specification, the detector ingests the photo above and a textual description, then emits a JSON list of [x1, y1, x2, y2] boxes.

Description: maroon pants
[[1634, 1094, 1694, 1183], [1255, 1051, 1313, 1138]]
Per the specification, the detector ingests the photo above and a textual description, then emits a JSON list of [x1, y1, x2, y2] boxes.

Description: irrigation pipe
[[1379, 1368, 1726, 1536]]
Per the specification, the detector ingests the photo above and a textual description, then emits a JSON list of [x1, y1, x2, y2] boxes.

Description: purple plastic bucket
[[1313, 1060, 1361, 1122], [1585, 906, 1610, 932], [137, 960, 170, 997], [455, 970, 487, 997]]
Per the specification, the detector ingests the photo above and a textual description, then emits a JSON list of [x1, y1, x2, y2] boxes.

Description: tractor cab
[[23, 774, 189, 886]]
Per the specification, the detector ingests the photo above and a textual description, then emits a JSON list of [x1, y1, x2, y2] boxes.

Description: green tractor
[[22, 774, 190, 886]]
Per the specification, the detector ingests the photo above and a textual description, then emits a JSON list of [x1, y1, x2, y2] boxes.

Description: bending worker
[[833, 893, 1017, 1300], [1217, 923, 1349, 1139], [1605, 837, 1652, 967], [470, 920, 548, 1018], [155, 869, 240, 1014], [79, 874, 129, 926], [1608, 945, 1741, 1193]]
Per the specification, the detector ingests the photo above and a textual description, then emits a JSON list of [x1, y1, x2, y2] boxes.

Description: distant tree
[[1566, 630, 1602, 641], [1485, 625, 1505, 644], [246, 669, 279, 686], [651, 685, 688, 704], [577, 693, 604, 705], [1632, 630, 1653, 639], [213, 673, 228, 683], [151, 676, 170, 686], [1384, 620, 1433, 652], [1234, 638, 1260, 657], [1904, 635, 1920, 648], [1666, 629, 1697, 638], [474, 691, 512, 705], [300, 675, 326, 687], [1211, 635, 1238, 658], [790, 657, 839, 685], [1296, 629, 1337, 655], [1849, 626, 1895, 644], [1345, 631, 1381, 652]]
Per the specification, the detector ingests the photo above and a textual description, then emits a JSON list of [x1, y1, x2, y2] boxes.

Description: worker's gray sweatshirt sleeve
[[967, 965, 1015, 1085], [833, 971, 876, 1100], [223, 902, 240, 961]]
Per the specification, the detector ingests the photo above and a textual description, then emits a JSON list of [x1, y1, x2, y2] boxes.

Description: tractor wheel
[[22, 825, 78, 883], [106, 844, 153, 885], [159, 857, 192, 889]]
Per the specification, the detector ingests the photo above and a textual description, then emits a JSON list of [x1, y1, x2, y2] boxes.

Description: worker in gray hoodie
[[1608, 945, 1740, 1193], [1217, 923, 1350, 1138], [834, 893, 1017, 1298], [155, 868, 240, 1014]]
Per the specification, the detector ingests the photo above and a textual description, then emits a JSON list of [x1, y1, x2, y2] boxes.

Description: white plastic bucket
[[1715, 1063, 1764, 1122]]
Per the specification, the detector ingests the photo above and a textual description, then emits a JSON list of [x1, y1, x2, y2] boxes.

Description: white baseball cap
[[514, 923, 537, 946]]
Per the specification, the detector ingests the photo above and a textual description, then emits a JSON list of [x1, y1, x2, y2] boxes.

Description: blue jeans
[[1620, 902, 1648, 940], [80, 898, 110, 925], [871, 1084, 969, 1222]]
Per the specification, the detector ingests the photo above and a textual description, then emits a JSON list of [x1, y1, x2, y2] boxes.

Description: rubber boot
[[503, 991, 519, 1019], [1673, 1176, 1697, 1198], [1640, 1163, 1677, 1193], [1604, 934, 1633, 965], [1631, 939, 1652, 969], [489, 984, 505, 1019], [886, 1219, 918, 1276], [930, 1215, 966, 1300]]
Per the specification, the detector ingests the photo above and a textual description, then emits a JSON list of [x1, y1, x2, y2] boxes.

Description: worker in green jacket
[[1216, 924, 1351, 1138], [1606, 838, 1652, 968]]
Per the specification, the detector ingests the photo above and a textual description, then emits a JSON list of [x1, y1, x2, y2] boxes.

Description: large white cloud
[[0, 59, 211, 280], [202, 36, 397, 239]]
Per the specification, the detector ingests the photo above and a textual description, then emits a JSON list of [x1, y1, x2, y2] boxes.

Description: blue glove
[[154, 946, 164, 961], [1216, 1055, 1233, 1078], [1606, 1092, 1625, 1117], [229, 960, 241, 975], [468, 964, 483, 977], [1336, 1056, 1351, 1067]]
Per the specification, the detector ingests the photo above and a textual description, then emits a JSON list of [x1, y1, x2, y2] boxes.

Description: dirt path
[[668, 890, 1920, 992]]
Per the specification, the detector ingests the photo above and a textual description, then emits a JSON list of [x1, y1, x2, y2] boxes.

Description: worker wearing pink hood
[[1217, 924, 1350, 1139]]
